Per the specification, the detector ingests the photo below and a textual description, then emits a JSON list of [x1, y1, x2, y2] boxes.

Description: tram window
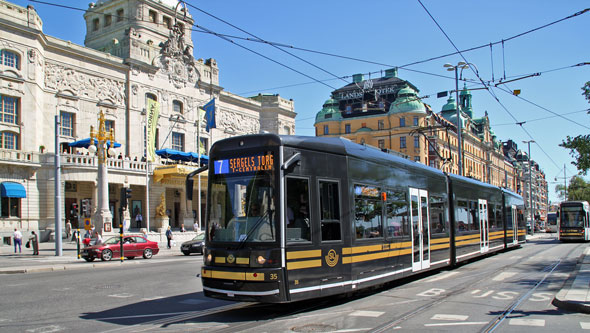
[[506, 207, 513, 228], [319, 181, 341, 242], [385, 189, 409, 238], [496, 206, 503, 228], [469, 201, 479, 230], [429, 195, 446, 234], [456, 200, 469, 232], [354, 185, 383, 239], [286, 177, 311, 242], [488, 204, 496, 229]]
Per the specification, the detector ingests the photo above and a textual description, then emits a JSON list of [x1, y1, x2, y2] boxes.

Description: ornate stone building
[[0, 0, 295, 243], [314, 69, 522, 193]]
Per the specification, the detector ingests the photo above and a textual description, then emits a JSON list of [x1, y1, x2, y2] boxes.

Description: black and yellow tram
[[558, 200, 590, 241], [186, 134, 526, 303]]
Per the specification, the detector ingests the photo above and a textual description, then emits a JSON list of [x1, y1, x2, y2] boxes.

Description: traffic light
[[71, 203, 78, 217], [81, 199, 89, 217], [120, 187, 132, 210]]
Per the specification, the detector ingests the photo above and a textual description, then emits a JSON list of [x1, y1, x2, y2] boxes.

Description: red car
[[81, 235, 159, 262]]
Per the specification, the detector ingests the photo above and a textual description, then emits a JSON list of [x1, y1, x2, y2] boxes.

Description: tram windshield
[[561, 206, 584, 228], [208, 152, 277, 243]]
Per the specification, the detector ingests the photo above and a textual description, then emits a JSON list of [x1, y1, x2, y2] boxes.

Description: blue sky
[[14, 0, 589, 203]]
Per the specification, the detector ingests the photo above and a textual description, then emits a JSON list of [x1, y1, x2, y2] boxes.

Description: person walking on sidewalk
[[165, 226, 173, 249], [29, 231, 39, 255], [65, 220, 72, 240], [13, 228, 22, 253]]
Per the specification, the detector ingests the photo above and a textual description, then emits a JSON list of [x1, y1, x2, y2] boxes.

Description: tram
[[558, 201, 590, 241], [186, 134, 525, 303], [546, 212, 558, 233]]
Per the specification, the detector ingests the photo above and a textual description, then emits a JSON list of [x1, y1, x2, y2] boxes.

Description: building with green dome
[[314, 70, 523, 193]]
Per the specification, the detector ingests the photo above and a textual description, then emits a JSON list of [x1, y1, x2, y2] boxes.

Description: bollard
[[76, 229, 80, 259]]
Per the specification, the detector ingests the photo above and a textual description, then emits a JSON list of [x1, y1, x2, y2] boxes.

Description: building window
[[104, 14, 112, 26], [116, 9, 124, 22], [172, 132, 184, 151], [92, 18, 99, 31], [1, 50, 20, 69], [378, 139, 385, 149], [0, 131, 18, 150], [413, 116, 419, 126], [378, 120, 384, 130], [60, 112, 74, 137], [173, 100, 183, 114], [345, 105, 352, 114], [149, 10, 157, 23], [146, 93, 157, 102], [400, 117, 405, 127], [105, 120, 115, 137], [323, 125, 329, 135], [0, 95, 18, 124], [400, 136, 406, 148], [163, 16, 172, 29], [414, 136, 420, 148], [345, 124, 351, 134], [1, 197, 20, 217]]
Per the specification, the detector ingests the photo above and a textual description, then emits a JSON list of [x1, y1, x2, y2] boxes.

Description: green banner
[[146, 99, 160, 162]]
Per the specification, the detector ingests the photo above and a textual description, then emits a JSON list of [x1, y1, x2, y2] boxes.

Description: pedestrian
[[65, 220, 72, 240], [94, 231, 103, 245], [180, 224, 186, 232], [135, 211, 143, 229], [29, 231, 39, 255], [13, 228, 22, 253], [165, 226, 173, 249]]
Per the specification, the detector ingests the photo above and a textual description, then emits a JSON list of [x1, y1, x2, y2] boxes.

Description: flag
[[146, 98, 160, 162], [204, 98, 216, 132]]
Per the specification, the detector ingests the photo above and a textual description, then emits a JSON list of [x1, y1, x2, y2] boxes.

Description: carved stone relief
[[44, 63, 125, 105], [218, 109, 259, 134]]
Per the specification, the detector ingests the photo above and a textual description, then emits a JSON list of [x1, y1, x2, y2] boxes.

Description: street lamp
[[88, 109, 116, 234], [443, 62, 469, 176], [523, 140, 535, 224]]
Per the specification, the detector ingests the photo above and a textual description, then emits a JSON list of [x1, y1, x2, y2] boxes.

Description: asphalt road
[[1, 234, 588, 332]]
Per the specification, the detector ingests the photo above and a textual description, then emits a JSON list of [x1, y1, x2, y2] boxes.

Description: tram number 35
[[270, 273, 278, 280]]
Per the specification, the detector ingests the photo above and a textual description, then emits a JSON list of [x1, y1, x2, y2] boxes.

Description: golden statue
[[155, 193, 166, 217]]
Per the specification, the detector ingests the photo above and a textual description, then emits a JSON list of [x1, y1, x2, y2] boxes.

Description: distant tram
[[187, 134, 525, 303], [546, 212, 558, 233], [558, 201, 590, 241]]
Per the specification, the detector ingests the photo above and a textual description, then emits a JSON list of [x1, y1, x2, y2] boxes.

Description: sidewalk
[[0, 238, 187, 274], [552, 246, 590, 314]]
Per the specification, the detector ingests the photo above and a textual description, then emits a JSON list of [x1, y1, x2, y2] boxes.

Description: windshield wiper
[[237, 209, 273, 249]]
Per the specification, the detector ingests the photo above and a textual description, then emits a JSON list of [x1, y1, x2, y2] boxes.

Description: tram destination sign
[[214, 153, 274, 174]]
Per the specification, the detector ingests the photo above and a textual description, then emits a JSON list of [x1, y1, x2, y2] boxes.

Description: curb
[[551, 252, 590, 314]]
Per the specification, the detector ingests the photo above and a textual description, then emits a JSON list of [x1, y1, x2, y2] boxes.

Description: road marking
[[108, 293, 134, 298], [493, 272, 517, 281], [425, 272, 459, 282], [510, 256, 522, 259], [425, 322, 487, 327], [349, 310, 384, 318], [25, 325, 63, 332], [471, 290, 494, 298], [417, 288, 445, 297], [431, 314, 468, 321], [580, 322, 590, 329], [509, 318, 545, 327], [141, 296, 165, 301]]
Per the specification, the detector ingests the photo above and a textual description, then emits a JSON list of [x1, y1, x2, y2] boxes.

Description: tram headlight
[[256, 255, 266, 265], [206, 253, 212, 264]]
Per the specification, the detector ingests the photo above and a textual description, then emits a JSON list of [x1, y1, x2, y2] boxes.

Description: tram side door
[[410, 188, 430, 272], [511, 205, 518, 245], [479, 199, 489, 253]]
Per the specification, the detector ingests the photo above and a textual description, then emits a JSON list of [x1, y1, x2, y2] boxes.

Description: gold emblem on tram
[[227, 254, 235, 264], [325, 249, 339, 267]]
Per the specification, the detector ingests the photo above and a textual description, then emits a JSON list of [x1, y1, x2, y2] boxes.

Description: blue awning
[[156, 148, 209, 164], [68, 138, 121, 148], [1, 182, 26, 198]]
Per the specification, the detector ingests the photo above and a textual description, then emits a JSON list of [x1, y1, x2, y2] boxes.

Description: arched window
[[0, 131, 19, 150], [1, 50, 20, 69], [173, 100, 183, 114], [146, 93, 157, 102]]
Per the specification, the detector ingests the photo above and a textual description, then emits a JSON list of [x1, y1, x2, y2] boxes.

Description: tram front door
[[479, 199, 489, 253], [511, 205, 518, 245], [410, 188, 430, 272]]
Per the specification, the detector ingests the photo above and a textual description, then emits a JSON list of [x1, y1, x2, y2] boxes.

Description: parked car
[[181, 233, 205, 255], [81, 235, 159, 262]]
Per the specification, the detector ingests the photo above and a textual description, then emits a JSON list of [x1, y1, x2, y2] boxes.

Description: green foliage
[[566, 176, 590, 202], [559, 82, 590, 175]]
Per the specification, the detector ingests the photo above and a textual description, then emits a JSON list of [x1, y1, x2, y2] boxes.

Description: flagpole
[[196, 107, 201, 231]]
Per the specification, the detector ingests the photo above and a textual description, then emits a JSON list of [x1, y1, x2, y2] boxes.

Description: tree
[[567, 176, 590, 202], [560, 81, 590, 175]]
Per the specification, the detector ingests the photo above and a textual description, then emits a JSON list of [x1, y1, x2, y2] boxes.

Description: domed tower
[[315, 98, 341, 123], [83, 0, 195, 63], [388, 86, 426, 114], [440, 95, 467, 129], [459, 84, 473, 119]]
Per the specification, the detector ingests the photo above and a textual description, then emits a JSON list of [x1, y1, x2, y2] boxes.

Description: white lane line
[[425, 322, 488, 327], [431, 314, 468, 321], [492, 272, 517, 281], [108, 293, 134, 298], [509, 318, 545, 327], [425, 272, 459, 282], [349, 310, 384, 318], [580, 322, 590, 330]]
